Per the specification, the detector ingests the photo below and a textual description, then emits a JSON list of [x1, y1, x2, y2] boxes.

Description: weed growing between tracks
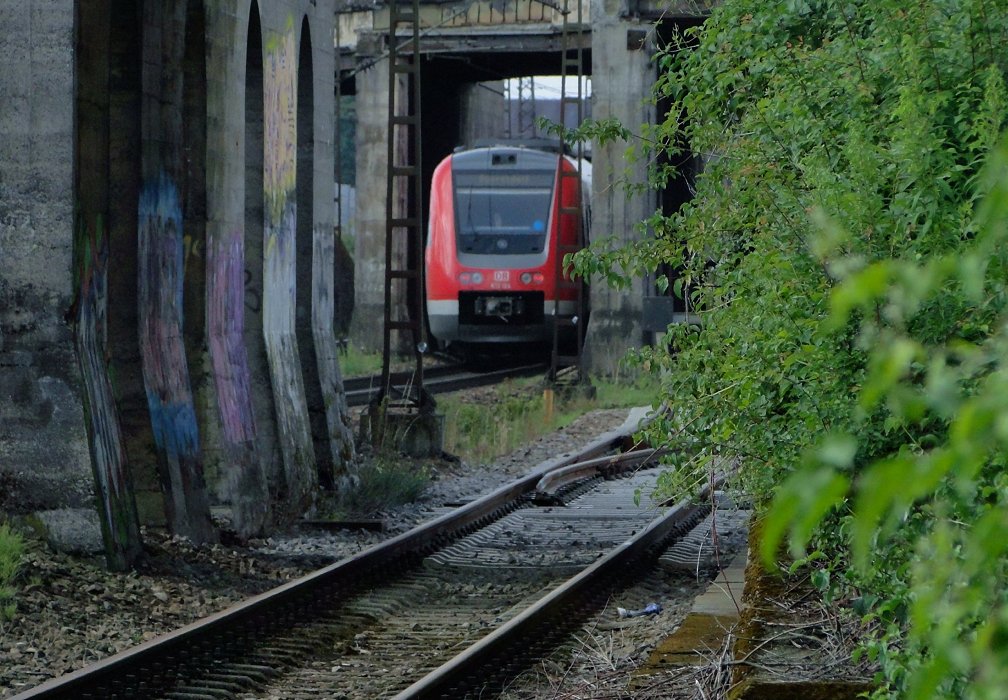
[[441, 373, 656, 464], [338, 345, 383, 377]]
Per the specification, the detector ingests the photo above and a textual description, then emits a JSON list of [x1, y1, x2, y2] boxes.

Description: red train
[[425, 141, 591, 351]]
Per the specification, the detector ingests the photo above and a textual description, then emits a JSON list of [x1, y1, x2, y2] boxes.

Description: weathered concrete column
[[203, 0, 272, 536], [0, 2, 95, 518], [588, 2, 658, 372], [138, 0, 216, 543], [304, 3, 359, 491], [350, 55, 393, 353], [257, 4, 318, 516]]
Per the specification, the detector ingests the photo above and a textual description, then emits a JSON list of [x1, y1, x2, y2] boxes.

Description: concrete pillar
[[460, 81, 507, 145], [137, 0, 216, 543], [203, 0, 272, 535], [588, 1, 658, 372], [350, 55, 393, 353], [256, 2, 318, 514], [0, 1, 94, 514], [304, 2, 359, 491]]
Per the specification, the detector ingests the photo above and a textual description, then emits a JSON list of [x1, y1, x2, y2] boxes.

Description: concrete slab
[[619, 405, 654, 434], [31, 507, 104, 555], [638, 549, 749, 672], [639, 613, 738, 668], [693, 553, 746, 616]]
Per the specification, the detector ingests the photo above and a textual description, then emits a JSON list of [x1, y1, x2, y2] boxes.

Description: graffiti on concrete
[[72, 214, 143, 569], [138, 177, 197, 458], [138, 173, 215, 541], [207, 227, 269, 535], [208, 229, 257, 444], [244, 268, 262, 312]]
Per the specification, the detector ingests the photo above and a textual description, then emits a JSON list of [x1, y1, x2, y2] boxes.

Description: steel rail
[[394, 473, 725, 700], [533, 446, 669, 503], [10, 410, 653, 700], [344, 362, 547, 406]]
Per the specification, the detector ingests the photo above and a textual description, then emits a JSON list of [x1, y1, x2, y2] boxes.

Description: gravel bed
[[0, 406, 634, 698]]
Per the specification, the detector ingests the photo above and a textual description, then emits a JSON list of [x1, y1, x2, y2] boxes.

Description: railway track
[[12, 414, 734, 700], [342, 361, 547, 407]]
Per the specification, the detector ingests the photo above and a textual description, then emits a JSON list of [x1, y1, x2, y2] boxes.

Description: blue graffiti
[[147, 397, 201, 461]]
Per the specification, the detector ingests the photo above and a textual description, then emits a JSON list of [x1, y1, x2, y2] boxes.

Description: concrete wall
[[0, 1, 94, 514], [1, 0, 351, 538], [350, 55, 394, 352], [460, 81, 507, 146]]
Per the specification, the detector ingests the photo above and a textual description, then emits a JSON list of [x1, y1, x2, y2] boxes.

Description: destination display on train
[[454, 172, 554, 188]]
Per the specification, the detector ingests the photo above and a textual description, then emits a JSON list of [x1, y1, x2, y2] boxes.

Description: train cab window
[[453, 170, 554, 254]]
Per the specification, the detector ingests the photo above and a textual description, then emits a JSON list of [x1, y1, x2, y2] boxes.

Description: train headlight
[[533, 272, 544, 284], [459, 272, 471, 284], [520, 272, 532, 284], [471, 272, 483, 284]]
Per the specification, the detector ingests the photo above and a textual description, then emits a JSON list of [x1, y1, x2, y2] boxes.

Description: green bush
[[568, 0, 1008, 696]]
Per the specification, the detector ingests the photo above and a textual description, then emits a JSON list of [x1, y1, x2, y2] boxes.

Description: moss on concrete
[[729, 517, 874, 700], [637, 612, 739, 670]]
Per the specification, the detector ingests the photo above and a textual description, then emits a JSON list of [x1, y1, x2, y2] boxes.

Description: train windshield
[[453, 170, 554, 255]]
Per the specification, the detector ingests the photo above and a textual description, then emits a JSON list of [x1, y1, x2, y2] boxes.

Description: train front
[[426, 144, 579, 347]]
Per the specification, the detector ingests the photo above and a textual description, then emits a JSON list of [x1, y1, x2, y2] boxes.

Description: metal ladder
[[516, 76, 538, 139], [376, 0, 429, 413], [550, 0, 589, 383]]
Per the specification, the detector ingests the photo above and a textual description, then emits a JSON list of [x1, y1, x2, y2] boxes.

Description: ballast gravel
[[0, 406, 636, 698]]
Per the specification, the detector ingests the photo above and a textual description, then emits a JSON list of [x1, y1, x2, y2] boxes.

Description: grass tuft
[[0, 522, 25, 622], [441, 372, 657, 464], [325, 454, 431, 519], [338, 345, 384, 377]]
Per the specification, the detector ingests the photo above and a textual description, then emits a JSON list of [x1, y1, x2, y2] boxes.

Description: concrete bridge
[[0, 0, 708, 548], [338, 0, 709, 367]]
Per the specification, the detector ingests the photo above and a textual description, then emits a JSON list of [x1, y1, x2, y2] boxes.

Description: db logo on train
[[493, 270, 510, 282]]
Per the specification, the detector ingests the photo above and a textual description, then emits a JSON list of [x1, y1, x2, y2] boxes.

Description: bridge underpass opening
[[419, 50, 592, 214], [410, 52, 592, 339]]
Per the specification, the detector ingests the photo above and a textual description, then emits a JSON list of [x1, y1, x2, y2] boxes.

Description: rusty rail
[[10, 412, 651, 700], [394, 473, 725, 699]]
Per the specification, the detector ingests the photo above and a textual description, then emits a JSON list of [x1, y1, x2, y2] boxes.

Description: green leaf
[[827, 261, 891, 328], [817, 434, 858, 469], [762, 467, 850, 566]]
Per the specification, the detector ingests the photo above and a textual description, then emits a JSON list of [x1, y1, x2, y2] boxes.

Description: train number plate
[[475, 295, 524, 317]]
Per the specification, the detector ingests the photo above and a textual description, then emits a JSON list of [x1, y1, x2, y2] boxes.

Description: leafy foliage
[[571, 1, 1008, 696]]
